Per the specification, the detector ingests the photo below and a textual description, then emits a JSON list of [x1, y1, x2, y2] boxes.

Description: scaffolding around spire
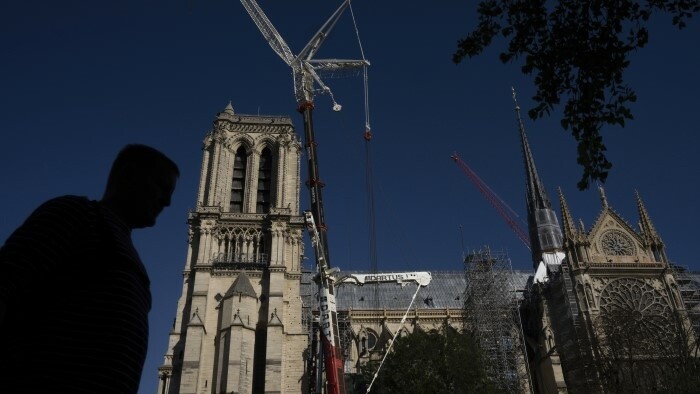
[[512, 88, 564, 269]]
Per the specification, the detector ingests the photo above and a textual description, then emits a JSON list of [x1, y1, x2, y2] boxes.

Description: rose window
[[598, 278, 675, 354], [600, 229, 635, 256]]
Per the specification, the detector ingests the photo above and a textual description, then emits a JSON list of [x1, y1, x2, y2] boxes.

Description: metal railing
[[211, 252, 268, 270]]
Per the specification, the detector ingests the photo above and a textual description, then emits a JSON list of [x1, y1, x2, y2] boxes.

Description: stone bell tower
[[158, 103, 309, 394]]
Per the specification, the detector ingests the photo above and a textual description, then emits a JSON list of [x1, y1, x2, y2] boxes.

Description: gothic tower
[[158, 103, 308, 394]]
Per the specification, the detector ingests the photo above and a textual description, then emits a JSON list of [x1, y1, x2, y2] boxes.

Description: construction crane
[[238, 0, 368, 261], [239, 1, 368, 393], [451, 153, 531, 250], [302, 219, 432, 394], [303, 212, 431, 394], [304, 211, 345, 394]]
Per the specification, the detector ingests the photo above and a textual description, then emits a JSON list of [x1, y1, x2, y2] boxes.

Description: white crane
[[240, 0, 369, 111], [241, 3, 369, 393], [239, 0, 369, 265]]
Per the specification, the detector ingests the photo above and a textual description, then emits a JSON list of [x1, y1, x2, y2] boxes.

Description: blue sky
[[2, 1, 699, 393]]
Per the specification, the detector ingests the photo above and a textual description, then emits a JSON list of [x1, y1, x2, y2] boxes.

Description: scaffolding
[[463, 247, 532, 393], [670, 264, 700, 339]]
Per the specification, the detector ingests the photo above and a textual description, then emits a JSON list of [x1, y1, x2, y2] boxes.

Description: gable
[[587, 209, 655, 264]]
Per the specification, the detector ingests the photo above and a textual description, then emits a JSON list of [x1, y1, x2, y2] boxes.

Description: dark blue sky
[[2, 1, 699, 392]]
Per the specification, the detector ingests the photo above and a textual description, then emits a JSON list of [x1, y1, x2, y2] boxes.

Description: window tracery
[[600, 229, 635, 256], [212, 226, 266, 264], [598, 278, 675, 355]]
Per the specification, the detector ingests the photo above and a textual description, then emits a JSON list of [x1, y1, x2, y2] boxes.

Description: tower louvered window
[[256, 147, 272, 213], [230, 146, 247, 213]]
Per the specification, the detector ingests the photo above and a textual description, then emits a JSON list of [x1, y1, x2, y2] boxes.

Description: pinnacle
[[558, 187, 576, 237], [224, 101, 235, 115]]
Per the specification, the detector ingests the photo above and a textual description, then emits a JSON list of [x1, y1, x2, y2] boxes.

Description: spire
[[513, 88, 563, 268], [635, 190, 666, 262], [598, 184, 609, 208], [635, 190, 660, 242], [558, 187, 577, 239], [514, 88, 551, 212]]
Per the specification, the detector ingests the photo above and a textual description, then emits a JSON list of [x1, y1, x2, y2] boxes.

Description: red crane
[[451, 153, 531, 250]]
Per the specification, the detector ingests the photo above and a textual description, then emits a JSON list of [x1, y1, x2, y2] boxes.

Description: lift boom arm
[[338, 272, 431, 287]]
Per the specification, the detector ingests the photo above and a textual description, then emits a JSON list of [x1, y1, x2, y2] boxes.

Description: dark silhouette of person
[[0, 144, 179, 393]]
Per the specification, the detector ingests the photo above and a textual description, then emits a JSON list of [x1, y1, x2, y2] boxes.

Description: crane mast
[[238, 1, 368, 393], [304, 211, 345, 394]]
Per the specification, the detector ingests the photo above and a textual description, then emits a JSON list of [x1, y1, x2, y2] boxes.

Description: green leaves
[[360, 324, 496, 394], [455, 0, 698, 189]]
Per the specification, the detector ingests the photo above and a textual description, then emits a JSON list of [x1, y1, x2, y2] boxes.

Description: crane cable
[[347, 9, 427, 390], [348, 1, 370, 133], [348, 2, 378, 280], [365, 132, 379, 307], [365, 283, 423, 393]]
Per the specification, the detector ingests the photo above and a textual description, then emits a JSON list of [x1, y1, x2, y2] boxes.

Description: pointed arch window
[[230, 146, 247, 213], [256, 147, 272, 213]]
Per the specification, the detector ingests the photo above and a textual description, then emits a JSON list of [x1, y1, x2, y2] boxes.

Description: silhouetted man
[[0, 144, 179, 393]]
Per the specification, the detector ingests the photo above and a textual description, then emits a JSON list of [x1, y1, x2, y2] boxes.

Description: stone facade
[[158, 103, 308, 394], [507, 91, 700, 393], [515, 93, 697, 392], [541, 189, 694, 393], [158, 102, 699, 394], [305, 271, 470, 373]]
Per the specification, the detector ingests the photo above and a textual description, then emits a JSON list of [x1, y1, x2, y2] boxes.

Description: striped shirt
[[0, 196, 151, 394]]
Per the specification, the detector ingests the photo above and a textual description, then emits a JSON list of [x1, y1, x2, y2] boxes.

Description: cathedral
[[514, 96, 699, 393], [157, 102, 699, 393]]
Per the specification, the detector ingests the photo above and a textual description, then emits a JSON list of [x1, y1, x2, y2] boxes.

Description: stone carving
[[187, 227, 194, 244], [585, 283, 595, 309]]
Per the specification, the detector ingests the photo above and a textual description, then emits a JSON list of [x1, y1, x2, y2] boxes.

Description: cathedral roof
[[301, 270, 531, 312]]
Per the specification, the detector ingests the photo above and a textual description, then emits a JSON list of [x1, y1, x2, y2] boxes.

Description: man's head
[[102, 144, 179, 229]]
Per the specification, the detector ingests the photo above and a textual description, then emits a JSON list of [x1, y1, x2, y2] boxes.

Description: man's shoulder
[[41, 195, 93, 207], [0, 196, 96, 262], [29, 195, 96, 223]]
